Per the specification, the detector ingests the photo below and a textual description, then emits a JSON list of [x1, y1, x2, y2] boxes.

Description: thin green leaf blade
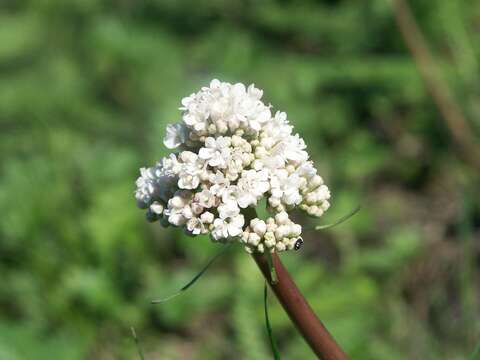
[[264, 282, 281, 360], [151, 243, 231, 304], [265, 251, 278, 285], [130, 327, 145, 360], [315, 205, 361, 230]]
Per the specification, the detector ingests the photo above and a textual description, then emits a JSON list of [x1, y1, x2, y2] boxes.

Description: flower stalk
[[253, 252, 349, 360]]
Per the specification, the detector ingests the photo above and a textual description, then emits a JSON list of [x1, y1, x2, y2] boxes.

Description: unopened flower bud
[[170, 196, 184, 209], [248, 233, 261, 246], [200, 211, 214, 224], [269, 197, 281, 208], [275, 225, 289, 240], [310, 175, 323, 188], [255, 146, 268, 158], [252, 220, 267, 236], [150, 201, 164, 215], [275, 211, 289, 225], [292, 224, 302, 236]]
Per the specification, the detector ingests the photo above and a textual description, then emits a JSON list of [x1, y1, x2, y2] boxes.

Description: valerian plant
[[134, 80, 350, 360]]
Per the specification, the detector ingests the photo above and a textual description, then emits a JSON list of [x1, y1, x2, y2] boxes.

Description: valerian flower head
[[135, 79, 331, 253]]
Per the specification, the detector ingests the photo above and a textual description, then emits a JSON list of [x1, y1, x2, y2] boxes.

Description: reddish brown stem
[[252, 252, 349, 360]]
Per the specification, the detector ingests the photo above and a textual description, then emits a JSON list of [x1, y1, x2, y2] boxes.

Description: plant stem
[[392, 0, 480, 171], [252, 252, 349, 360]]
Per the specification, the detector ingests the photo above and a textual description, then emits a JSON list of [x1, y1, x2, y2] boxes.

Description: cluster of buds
[[241, 211, 303, 253], [135, 79, 331, 253]]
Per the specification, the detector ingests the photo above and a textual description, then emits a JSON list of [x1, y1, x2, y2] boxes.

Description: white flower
[[135, 79, 331, 253], [249, 108, 271, 131], [194, 189, 216, 208], [184, 113, 207, 132], [212, 213, 245, 240], [281, 134, 308, 162], [160, 153, 182, 176], [199, 136, 231, 168], [295, 161, 317, 181], [163, 191, 193, 226], [135, 162, 178, 207], [236, 169, 270, 208], [217, 200, 240, 219], [164, 123, 188, 149], [177, 151, 203, 190], [211, 200, 245, 240], [165, 207, 186, 226], [187, 217, 206, 235], [135, 167, 158, 208], [208, 171, 230, 196], [270, 170, 302, 207], [179, 93, 195, 110], [200, 211, 214, 224], [221, 185, 241, 204]]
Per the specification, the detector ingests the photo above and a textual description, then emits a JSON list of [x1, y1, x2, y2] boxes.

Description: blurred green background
[[1, 0, 479, 359]]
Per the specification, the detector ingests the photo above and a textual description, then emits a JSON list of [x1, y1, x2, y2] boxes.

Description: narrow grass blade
[[264, 282, 281, 360], [151, 243, 231, 304], [265, 251, 278, 285], [315, 205, 361, 230], [130, 327, 145, 360]]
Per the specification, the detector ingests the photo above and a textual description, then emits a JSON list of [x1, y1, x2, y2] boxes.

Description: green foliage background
[[1, 0, 479, 359]]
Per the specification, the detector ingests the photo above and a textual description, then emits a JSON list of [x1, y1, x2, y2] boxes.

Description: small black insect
[[294, 237, 304, 251]]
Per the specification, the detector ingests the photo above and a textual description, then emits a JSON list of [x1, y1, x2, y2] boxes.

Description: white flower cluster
[[135, 79, 330, 253]]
